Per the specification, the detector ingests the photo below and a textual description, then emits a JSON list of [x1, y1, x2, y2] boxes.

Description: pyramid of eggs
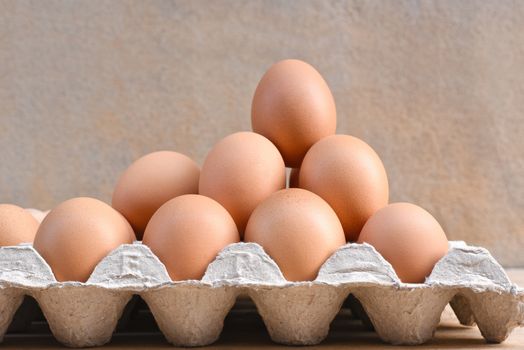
[[0, 60, 522, 347]]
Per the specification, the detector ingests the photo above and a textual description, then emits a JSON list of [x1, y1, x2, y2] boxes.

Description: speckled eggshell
[[143, 194, 240, 281], [299, 134, 389, 241], [199, 132, 286, 236], [251, 59, 337, 168], [112, 151, 200, 239], [244, 188, 346, 281], [357, 202, 449, 283], [0, 204, 39, 246], [33, 197, 136, 282]]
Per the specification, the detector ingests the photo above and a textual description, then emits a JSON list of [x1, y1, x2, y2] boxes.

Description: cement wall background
[[0, 1, 523, 266]]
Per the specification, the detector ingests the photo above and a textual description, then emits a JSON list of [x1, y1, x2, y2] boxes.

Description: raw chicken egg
[[112, 151, 200, 239], [143, 194, 240, 281], [33, 197, 136, 282], [300, 135, 389, 241], [245, 188, 345, 281], [0, 204, 39, 246], [199, 132, 285, 235], [251, 59, 337, 167], [357, 202, 449, 283]]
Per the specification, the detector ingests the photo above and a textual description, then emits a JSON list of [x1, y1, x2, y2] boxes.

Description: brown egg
[[143, 195, 240, 281], [112, 151, 200, 239], [357, 203, 449, 283], [288, 168, 300, 188], [199, 132, 285, 235], [300, 135, 389, 241], [251, 59, 337, 167], [33, 197, 136, 282], [245, 189, 345, 281], [0, 204, 39, 246]]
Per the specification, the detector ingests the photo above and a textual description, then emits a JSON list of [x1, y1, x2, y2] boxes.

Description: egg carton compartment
[[0, 239, 522, 347]]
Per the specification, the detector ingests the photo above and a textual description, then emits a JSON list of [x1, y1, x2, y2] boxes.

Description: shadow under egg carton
[[0, 241, 522, 347]]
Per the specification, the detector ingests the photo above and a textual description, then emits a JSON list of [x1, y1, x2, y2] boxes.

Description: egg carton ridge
[[0, 240, 521, 347]]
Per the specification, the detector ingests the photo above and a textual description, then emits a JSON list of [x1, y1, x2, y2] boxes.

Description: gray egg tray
[[0, 239, 522, 347]]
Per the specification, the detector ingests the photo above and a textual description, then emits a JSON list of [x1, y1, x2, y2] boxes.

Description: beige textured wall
[[0, 1, 523, 266]]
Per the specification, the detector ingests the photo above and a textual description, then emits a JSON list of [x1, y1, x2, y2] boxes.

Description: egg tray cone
[[0, 238, 522, 347]]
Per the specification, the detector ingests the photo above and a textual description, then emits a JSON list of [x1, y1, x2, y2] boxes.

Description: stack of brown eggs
[[0, 60, 448, 284]]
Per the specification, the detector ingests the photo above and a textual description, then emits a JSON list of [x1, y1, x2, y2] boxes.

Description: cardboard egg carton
[[0, 238, 522, 347]]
